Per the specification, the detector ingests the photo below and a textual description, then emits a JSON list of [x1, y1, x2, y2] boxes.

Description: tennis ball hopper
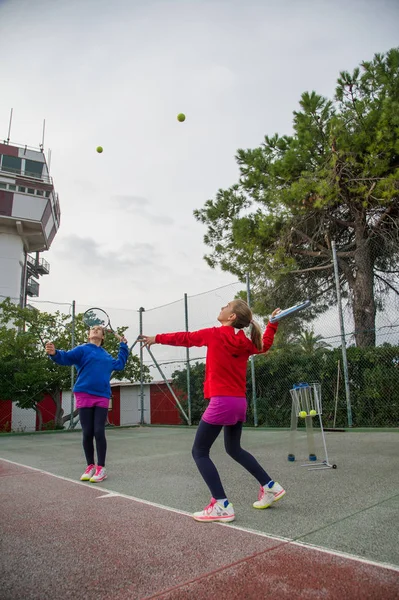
[[288, 382, 337, 470]]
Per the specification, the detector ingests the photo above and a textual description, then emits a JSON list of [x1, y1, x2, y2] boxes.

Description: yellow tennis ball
[[177, 113, 186, 122], [299, 411, 307, 418], [96, 146, 103, 153], [310, 410, 317, 417]]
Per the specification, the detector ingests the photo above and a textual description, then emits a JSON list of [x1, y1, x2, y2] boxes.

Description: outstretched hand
[[270, 308, 281, 320], [113, 332, 128, 344], [138, 335, 157, 348], [45, 342, 56, 356]]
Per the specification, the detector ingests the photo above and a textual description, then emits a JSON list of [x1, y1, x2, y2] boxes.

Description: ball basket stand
[[288, 383, 337, 470]]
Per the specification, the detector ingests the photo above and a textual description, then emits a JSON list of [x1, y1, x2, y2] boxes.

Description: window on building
[[45, 191, 51, 198], [8, 184, 16, 191], [36, 190, 44, 196], [2, 155, 22, 174], [18, 186, 26, 192], [0, 182, 6, 189], [25, 160, 43, 178], [27, 188, 35, 194]]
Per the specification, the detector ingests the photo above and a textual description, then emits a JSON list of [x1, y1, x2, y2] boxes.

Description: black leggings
[[192, 419, 272, 499], [79, 407, 108, 467]]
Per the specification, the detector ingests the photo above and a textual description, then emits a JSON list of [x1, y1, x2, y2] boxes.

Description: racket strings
[[83, 308, 111, 330]]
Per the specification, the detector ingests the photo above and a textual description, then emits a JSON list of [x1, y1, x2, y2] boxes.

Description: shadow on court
[[1, 427, 399, 599]]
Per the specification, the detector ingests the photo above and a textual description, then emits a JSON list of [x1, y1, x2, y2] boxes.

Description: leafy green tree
[[194, 48, 399, 347], [0, 299, 148, 430]]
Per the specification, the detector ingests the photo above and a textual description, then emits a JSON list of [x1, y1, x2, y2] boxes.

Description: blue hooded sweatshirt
[[49, 342, 129, 398]]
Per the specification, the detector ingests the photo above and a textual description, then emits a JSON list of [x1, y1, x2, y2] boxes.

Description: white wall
[[12, 193, 47, 221], [0, 233, 23, 300], [120, 384, 151, 425], [17, 148, 45, 162], [11, 403, 36, 432]]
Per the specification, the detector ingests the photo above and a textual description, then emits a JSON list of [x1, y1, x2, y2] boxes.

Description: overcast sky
[[1, 0, 398, 317]]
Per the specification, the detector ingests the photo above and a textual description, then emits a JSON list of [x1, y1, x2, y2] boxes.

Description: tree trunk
[[51, 389, 64, 428], [352, 214, 376, 347], [34, 406, 43, 431], [62, 408, 79, 425]]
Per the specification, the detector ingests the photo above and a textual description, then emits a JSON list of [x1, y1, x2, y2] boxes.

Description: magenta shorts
[[202, 396, 247, 426], [74, 392, 109, 409]]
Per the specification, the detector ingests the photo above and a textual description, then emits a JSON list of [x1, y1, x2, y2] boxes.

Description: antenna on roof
[[6, 108, 13, 144], [40, 119, 45, 151]]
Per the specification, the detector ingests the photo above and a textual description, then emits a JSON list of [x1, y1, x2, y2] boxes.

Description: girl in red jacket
[[139, 299, 285, 523]]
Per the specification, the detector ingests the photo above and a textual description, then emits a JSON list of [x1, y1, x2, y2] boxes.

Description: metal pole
[[69, 300, 76, 429], [246, 273, 258, 427], [20, 251, 28, 308], [139, 307, 145, 425], [184, 293, 192, 425], [7, 108, 13, 142], [331, 241, 353, 427]]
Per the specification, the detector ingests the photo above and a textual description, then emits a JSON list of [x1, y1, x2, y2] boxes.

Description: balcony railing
[[0, 163, 53, 185], [26, 278, 40, 297], [27, 255, 50, 275]]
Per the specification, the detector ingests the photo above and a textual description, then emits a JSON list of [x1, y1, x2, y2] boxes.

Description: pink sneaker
[[193, 498, 235, 522], [253, 481, 286, 509], [89, 466, 107, 483], [80, 464, 96, 481]]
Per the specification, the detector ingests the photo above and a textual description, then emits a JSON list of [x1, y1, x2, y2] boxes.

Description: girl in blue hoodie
[[46, 326, 129, 482]]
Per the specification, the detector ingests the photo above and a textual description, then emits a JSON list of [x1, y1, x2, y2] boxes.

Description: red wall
[[0, 400, 12, 432], [109, 387, 120, 426], [150, 384, 182, 425], [36, 394, 56, 430]]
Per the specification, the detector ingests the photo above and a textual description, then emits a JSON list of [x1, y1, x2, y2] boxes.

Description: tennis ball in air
[[177, 113, 186, 122], [299, 411, 307, 418], [310, 410, 317, 417], [96, 146, 103, 153]]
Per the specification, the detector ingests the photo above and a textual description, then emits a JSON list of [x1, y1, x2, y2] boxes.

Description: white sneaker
[[80, 464, 96, 481], [89, 466, 107, 483], [193, 498, 235, 522], [253, 481, 286, 509]]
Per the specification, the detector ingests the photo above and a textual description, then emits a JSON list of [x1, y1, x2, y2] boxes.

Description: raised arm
[[46, 343, 84, 366], [259, 321, 279, 354], [111, 342, 129, 371], [139, 329, 212, 349]]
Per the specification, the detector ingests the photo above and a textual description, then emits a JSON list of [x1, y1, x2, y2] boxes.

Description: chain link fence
[[1, 276, 399, 432]]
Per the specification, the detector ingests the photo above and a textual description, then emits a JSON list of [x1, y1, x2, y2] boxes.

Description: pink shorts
[[75, 392, 109, 409], [202, 396, 247, 426]]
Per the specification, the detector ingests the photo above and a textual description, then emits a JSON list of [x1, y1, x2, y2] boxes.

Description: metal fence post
[[139, 307, 145, 425], [69, 300, 75, 429], [184, 293, 192, 425], [331, 241, 353, 427], [246, 273, 258, 427]]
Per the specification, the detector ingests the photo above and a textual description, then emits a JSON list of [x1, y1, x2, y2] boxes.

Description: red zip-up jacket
[[156, 322, 278, 398]]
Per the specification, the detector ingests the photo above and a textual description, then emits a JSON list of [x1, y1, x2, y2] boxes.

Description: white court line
[[97, 492, 121, 499], [2, 457, 399, 573]]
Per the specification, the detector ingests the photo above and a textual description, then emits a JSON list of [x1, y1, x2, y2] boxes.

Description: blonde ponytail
[[250, 319, 262, 351], [230, 299, 263, 351]]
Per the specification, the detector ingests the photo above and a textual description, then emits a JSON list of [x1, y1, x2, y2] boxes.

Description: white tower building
[[0, 141, 60, 306]]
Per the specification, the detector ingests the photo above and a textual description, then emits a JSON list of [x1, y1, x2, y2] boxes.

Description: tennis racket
[[82, 307, 139, 351], [83, 307, 114, 333], [269, 300, 311, 323]]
